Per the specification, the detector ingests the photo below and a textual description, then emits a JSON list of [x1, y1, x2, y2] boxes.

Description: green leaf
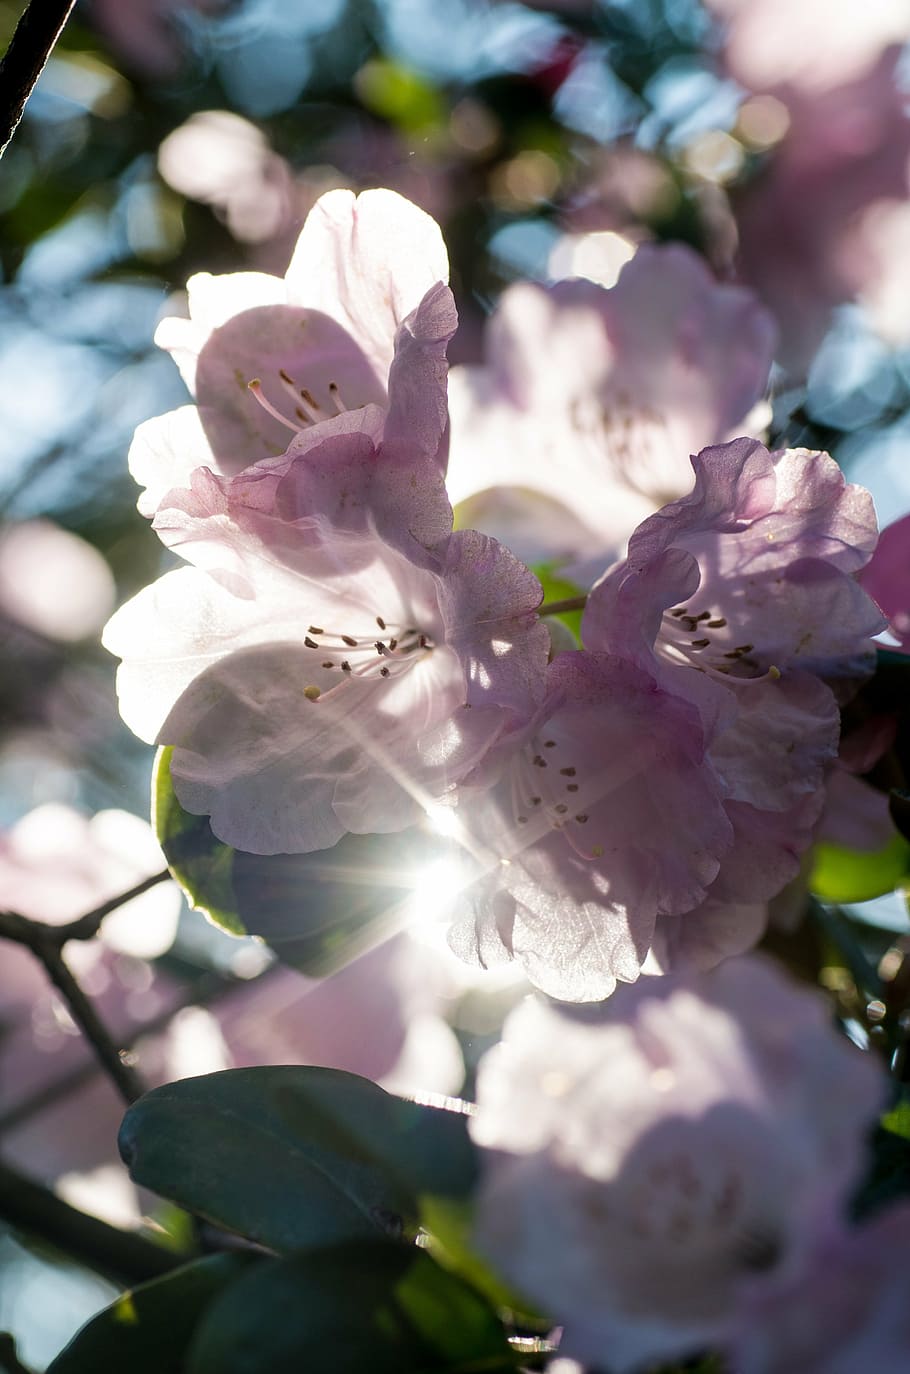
[[154, 748, 454, 974], [231, 827, 450, 976], [533, 563, 585, 642], [809, 832, 910, 904], [46, 1255, 255, 1374], [187, 1240, 519, 1374], [119, 1067, 478, 1253], [152, 747, 244, 936]]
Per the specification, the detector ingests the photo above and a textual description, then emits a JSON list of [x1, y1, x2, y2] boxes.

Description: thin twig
[[0, 869, 173, 1106], [0, 0, 78, 158], [0, 1158, 187, 1285], [0, 868, 172, 947], [40, 944, 146, 1104]]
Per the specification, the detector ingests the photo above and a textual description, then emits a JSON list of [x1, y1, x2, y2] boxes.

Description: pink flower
[[584, 438, 883, 890], [448, 652, 733, 1002], [447, 441, 881, 998], [130, 187, 452, 515], [708, 0, 910, 368], [732, 1204, 910, 1374], [469, 955, 885, 1373], [445, 244, 775, 566], [104, 400, 549, 854], [859, 511, 910, 653]]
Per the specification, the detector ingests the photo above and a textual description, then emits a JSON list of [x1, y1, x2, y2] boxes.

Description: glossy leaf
[[187, 1239, 519, 1374], [119, 1067, 479, 1252], [231, 826, 450, 976], [153, 746, 244, 936], [46, 1255, 255, 1374]]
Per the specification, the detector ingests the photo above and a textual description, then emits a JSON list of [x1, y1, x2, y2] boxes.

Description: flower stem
[[0, 0, 78, 157], [538, 595, 588, 617]]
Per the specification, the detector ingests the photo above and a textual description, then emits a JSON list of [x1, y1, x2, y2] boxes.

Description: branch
[[0, 870, 173, 1106], [0, 1157, 187, 1286], [0, 0, 78, 158], [0, 868, 172, 947]]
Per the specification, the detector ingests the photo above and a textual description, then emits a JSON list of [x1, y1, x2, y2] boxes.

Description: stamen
[[707, 618, 727, 628], [248, 379, 303, 435], [342, 635, 358, 647], [380, 666, 390, 677], [690, 638, 710, 649], [376, 616, 386, 630], [304, 636, 319, 649], [304, 685, 321, 701], [328, 380, 347, 414], [309, 626, 324, 635], [322, 660, 334, 669]]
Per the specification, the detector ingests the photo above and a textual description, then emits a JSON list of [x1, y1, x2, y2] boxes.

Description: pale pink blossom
[[709, 0, 910, 368], [859, 511, 910, 653], [584, 438, 883, 891], [470, 956, 885, 1373], [447, 652, 733, 1002], [445, 244, 775, 566], [732, 1204, 910, 1374], [131, 187, 451, 514], [105, 395, 549, 854]]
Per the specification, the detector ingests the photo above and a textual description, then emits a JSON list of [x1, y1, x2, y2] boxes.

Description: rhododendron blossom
[[469, 956, 884, 1373], [448, 440, 882, 998], [130, 187, 452, 515], [732, 1204, 910, 1374], [858, 510, 910, 653], [446, 244, 775, 566], [104, 396, 549, 854]]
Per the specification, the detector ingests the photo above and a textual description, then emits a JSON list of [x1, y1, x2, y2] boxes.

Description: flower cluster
[[105, 187, 885, 1003], [96, 183, 907, 1374]]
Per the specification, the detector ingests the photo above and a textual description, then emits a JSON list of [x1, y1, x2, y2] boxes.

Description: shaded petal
[[128, 405, 215, 518]]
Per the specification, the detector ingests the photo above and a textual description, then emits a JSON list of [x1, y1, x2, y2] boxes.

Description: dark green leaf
[[187, 1239, 518, 1374], [153, 747, 244, 936], [231, 827, 450, 976], [45, 1255, 255, 1374], [119, 1067, 478, 1252]]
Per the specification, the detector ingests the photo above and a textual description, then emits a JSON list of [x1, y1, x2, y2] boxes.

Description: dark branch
[[0, 868, 172, 947], [40, 944, 146, 1104], [0, 1158, 187, 1285], [0, 869, 174, 1106], [0, 0, 78, 157]]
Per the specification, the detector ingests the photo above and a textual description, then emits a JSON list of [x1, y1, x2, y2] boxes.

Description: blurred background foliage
[[2, 0, 910, 1366]]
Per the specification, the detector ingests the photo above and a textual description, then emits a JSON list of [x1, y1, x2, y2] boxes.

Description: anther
[[380, 666, 390, 677], [304, 636, 318, 649], [532, 755, 547, 768], [321, 660, 334, 669], [575, 814, 588, 823], [707, 618, 727, 628], [690, 638, 710, 649], [735, 644, 754, 654], [517, 815, 528, 824], [531, 796, 542, 805], [695, 611, 711, 622], [376, 616, 386, 630], [342, 635, 358, 647], [418, 634, 429, 649], [388, 638, 398, 650], [670, 608, 688, 617], [555, 803, 568, 815], [567, 784, 579, 793], [341, 660, 352, 672], [304, 686, 321, 702], [308, 626, 324, 635], [560, 767, 576, 777], [301, 388, 319, 410], [544, 740, 556, 748], [375, 641, 387, 655]]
